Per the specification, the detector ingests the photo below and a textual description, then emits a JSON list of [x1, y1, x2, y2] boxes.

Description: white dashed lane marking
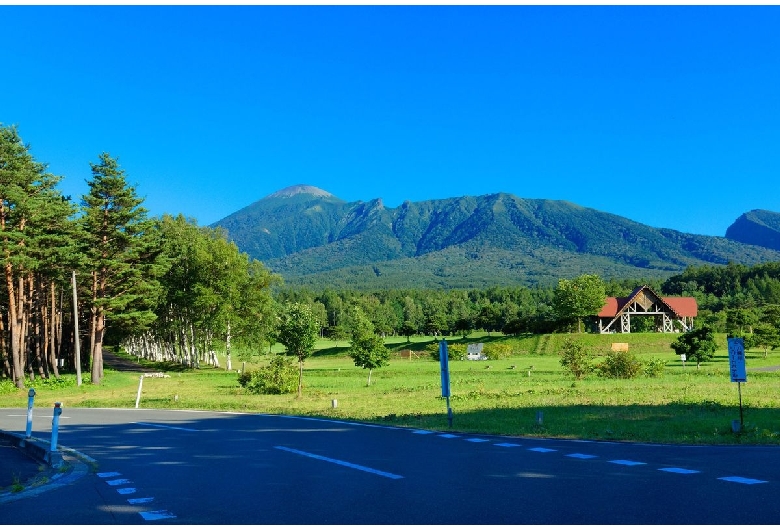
[[718, 476, 767, 485], [660, 468, 700, 474], [566, 453, 597, 459], [528, 447, 557, 453], [609, 460, 646, 466], [98, 471, 176, 519], [128, 497, 155, 505], [139, 510, 177, 521], [106, 478, 132, 486]]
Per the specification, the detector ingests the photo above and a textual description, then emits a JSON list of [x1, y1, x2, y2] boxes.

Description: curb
[[0, 430, 93, 504]]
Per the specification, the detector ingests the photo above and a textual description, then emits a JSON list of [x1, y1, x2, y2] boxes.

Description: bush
[[427, 342, 464, 361], [643, 358, 667, 378], [559, 338, 594, 380], [483, 343, 512, 360], [239, 355, 298, 395], [597, 350, 643, 379]]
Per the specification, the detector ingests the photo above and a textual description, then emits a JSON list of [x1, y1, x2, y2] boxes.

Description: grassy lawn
[[2, 332, 779, 446]]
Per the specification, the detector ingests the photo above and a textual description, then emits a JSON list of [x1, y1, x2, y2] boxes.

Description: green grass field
[[2, 332, 779, 446]]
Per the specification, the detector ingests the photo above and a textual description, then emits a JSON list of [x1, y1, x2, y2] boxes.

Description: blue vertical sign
[[439, 340, 451, 398], [728, 337, 747, 383]]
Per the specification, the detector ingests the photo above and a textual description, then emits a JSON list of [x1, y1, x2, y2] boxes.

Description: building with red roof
[[596, 285, 697, 334]]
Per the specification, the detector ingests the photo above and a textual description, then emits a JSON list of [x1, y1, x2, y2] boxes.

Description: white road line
[[412, 430, 433, 434], [106, 478, 132, 486], [718, 476, 768, 485], [97, 471, 122, 478], [139, 510, 177, 521], [465, 438, 490, 443], [495, 443, 521, 447], [528, 447, 557, 453], [659, 467, 700, 474], [117, 488, 137, 495], [438, 434, 460, 438], [274, 446, 404, 479], [566, 453, 597, 459], [134, 422, 199, 432], [609, 460, 646, 466], [128, 497, 155, 505]]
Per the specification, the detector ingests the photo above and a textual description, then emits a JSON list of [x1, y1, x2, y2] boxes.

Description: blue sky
[[3, 5, 779, 236]]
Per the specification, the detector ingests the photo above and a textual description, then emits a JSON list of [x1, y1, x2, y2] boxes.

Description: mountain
[[212, 186, 780, 290], [725, 209, 780, 252]]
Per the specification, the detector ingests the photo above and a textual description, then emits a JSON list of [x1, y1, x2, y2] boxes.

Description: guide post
[[728, 337, 747, 430], [439, 340, 453, 428]]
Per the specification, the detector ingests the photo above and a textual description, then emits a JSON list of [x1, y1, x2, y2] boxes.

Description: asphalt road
[[1, 407, 780, 524]]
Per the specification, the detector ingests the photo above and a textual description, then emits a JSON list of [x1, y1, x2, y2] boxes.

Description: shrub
[[559, 337, 594, 380], [643, 358, 667, 378], [239, 355, 298, 395], [427, 342, 464, 361], [483, 343, 512, 360], [597, 350, 643, 379]]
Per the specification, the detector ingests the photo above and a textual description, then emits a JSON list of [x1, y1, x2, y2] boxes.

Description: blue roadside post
[[439, 340, 453, 428], [727, 337, 747, 431], [26, 388, 36, 438]]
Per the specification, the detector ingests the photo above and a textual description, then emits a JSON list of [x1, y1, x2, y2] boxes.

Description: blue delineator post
[[439, 340, 453, 427], [26, 388, 36, 438], [728, 337, 747, 429]]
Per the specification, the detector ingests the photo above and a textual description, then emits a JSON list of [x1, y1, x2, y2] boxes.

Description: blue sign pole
[[728, 337, 747, 429], [439, 340, 453, 427]]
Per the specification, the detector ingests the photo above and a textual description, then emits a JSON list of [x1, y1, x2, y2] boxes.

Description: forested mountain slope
[[212, 185, 780, 289], [725, 209, 780, 252]]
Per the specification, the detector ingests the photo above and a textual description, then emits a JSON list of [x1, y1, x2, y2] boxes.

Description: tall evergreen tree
[[0, 124, 71, 387], [80, 152, 158, 384]]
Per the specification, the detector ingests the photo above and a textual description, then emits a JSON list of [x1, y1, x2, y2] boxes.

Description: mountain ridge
[[211, 186, 780, 289]]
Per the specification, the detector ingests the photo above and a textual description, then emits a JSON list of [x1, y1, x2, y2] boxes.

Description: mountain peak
[[266, 185, 333, 199]]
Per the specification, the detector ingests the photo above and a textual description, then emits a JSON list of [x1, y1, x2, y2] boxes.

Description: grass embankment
[[2, 332, 779, 446]]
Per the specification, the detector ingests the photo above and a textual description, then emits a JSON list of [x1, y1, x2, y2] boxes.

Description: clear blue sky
[[3, 5, 779, 236]]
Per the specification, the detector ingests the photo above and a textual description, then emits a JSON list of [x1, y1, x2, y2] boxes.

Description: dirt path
[[102, 350, 158, 373]]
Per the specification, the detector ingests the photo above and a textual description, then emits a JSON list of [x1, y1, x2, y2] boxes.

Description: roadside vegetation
[[3, 332, 779, 446]]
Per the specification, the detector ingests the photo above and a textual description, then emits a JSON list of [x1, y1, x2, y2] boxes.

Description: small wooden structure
[[597, 285, 697, 334]]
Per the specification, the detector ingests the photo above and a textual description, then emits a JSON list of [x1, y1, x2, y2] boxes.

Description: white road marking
[[465, 438, 490, 443], [106, 479, 132, 486], [134, 422, 198, 432], [275, 446, 404, 479], [660, 467, 700, 474], [128, 497, 155, 505], [566, 453, 597, 459], [528, 447, 557, 453], [495, 443, 521, 447], [139, 510, 177, 521], [97, 471, 122, 478], [438, 434, 460, 438], [117, 488, 137, 494], [609, 460, 646, 466], [718, 476, 767, 485]]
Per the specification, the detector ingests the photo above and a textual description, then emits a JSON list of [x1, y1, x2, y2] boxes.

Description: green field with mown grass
[[2, 332, 779, 446]]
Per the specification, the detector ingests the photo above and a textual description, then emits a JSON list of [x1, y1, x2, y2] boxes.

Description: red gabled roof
[[598, 297, 620, 317], [597, 285, 697, 318], [663, 297, 698, 317]]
